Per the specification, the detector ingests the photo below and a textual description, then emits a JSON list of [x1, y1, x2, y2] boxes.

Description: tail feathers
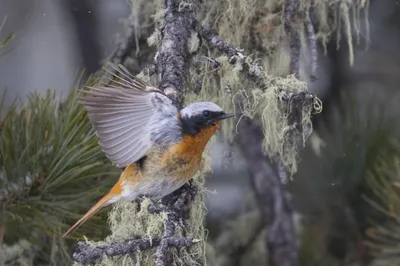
[[63, 165, 134, 238], [62, 193, 113, 238]]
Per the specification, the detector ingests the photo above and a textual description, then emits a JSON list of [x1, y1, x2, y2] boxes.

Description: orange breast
[[157, 123, 220, 182]]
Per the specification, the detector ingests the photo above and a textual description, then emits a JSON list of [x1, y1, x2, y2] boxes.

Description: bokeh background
[[1, 0, 400, 265]]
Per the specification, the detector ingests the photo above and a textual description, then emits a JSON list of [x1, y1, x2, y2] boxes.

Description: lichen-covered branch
[[151, 181, 198, 266], [194, 23, 266, 86], [193, 21, 244, 63], [73, 236, 196, 264], [152, 0, 202, 263], [73, 238, 160, 264], [156, 0, 201, 108]]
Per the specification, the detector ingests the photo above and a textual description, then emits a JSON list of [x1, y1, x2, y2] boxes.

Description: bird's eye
[[203, 110, 210, 117]]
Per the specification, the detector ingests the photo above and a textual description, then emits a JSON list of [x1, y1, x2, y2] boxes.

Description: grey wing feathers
[[100, 63, 163, 93], [78, 63, 179, 167]]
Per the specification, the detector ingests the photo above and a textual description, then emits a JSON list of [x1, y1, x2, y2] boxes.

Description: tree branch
[[193, 21, 244, 63], [152, 181, 198, 266], [284, 0, 301, 77], [73, 236, 196, 264], [156, 0, 201, 108], [194, 22, 269, 87], [305, 8, 318, 81], [236, 116, 299, 266], [152, 0, 202, 263]]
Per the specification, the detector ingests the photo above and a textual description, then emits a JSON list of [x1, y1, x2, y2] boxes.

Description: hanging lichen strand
[[183, 0, 369, 180]]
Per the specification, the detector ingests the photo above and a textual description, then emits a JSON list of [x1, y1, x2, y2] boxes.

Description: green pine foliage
[[292, 92, 400, 266], [0, 16, 15, 57], [0, 74, 119, 264], [365, 143, 400, 265]]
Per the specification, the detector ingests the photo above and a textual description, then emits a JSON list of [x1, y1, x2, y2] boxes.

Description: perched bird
[[62, 64, 234, 237]]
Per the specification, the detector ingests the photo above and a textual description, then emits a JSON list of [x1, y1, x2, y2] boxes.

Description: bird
[[62, 64, 234, 238]]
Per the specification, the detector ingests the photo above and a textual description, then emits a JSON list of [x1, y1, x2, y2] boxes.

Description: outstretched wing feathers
[[101, 64, 151, 91], [78, 63, 179, 167]]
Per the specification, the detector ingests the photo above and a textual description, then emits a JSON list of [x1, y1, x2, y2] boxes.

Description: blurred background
[[1, 0, 400, 265]]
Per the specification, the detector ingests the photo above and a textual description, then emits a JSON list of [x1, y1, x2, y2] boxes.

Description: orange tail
[[62, 192, 113, 238], [62, 164, 137, 238]]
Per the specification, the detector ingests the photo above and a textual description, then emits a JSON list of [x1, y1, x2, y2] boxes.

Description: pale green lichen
[[197, 0, 369, 65], [233, 75, 312, 176], [187, 0, 367, 176], [187, 53, 321, 176]]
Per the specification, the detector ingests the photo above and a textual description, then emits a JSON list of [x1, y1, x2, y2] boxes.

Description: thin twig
[[305, 8, 318, 81], [194, 21, 244, 64], [284, 0, 301, 77]]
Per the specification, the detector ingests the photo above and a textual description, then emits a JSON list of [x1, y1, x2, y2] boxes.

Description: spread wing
[[78, 63, 180, 167]]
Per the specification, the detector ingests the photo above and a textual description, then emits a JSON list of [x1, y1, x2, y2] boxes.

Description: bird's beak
[[216, 113, 236, 120]]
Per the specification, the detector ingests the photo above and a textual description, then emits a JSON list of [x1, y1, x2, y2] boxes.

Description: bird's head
[[180, 102, 234, 136]]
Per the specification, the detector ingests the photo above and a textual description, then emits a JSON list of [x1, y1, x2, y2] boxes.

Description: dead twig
[[284, 0, 301, 77], [304, 8, 318, 81]]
